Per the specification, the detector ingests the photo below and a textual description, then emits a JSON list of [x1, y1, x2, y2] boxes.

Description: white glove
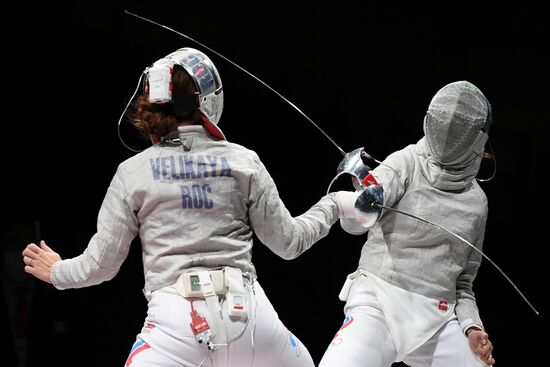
[[334, 190, 361, 219]]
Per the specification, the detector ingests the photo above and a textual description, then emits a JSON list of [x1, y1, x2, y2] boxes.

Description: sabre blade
[[124, 10, 347, 157], [375, 203, 539, 315]]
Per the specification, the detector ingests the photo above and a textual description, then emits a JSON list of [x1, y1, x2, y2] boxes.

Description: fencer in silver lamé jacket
[[342, 137, 488, 331], [51, 125, 340, 299]]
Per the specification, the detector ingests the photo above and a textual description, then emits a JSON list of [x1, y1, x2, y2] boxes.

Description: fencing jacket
[[51, 125, 340, 299], [342, 137, 488, 332]]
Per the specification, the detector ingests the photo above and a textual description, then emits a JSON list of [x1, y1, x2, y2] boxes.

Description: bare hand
[[468, 329, 495, 365], [22, 240, 61, 284]]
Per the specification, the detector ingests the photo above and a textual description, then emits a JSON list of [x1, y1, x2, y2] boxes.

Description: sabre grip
[[353, 184, 384, 228]]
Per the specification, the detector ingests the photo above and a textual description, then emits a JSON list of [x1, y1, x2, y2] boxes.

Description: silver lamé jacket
[[51, 125, 340, 299], [342, 137, 489, 331]]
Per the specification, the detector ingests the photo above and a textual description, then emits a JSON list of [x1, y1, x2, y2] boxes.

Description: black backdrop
[[1, 2, 547, 366]]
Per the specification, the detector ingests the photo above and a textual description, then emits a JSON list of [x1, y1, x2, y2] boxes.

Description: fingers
[[487, 354, 495, 365], [478, 340, 492, 353], [23, 264, 36, 275], [469, 330, 494, 365], [483, 354, 495, 365], [40, 240, 53, 252], [22, 243, 41, 257], [22, 243, 34, 256], [22, 241, 57, 284], [23, 255, 36, 276], [22, 242, 43, 271], [22, 252, 38, 275], [23, 256, 32, 266], [22, 241, 52, 259], [478, 339, 494, 365], [22, 248, 37, 261]]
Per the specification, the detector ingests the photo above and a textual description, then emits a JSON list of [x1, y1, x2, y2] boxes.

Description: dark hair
[[129, 65, 200, 139]]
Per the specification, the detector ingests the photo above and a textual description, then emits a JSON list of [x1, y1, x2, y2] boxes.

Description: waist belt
[[176, 267, 248, 317], [177, 269, 226, 297]]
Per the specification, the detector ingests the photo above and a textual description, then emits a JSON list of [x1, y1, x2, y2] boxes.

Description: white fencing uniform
[[319, 273, 489, 367], [320, 81, 494, 367], [125, 280, 313, 367]]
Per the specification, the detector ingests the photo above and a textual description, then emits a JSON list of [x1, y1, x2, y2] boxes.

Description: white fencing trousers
[[318, 283, 490, 367], [124, 280, 314, 367]]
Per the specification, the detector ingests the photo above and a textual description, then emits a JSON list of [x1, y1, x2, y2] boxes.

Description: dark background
[[1, 2, 547, 366]]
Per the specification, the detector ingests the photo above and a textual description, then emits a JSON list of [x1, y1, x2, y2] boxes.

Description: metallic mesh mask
[[424, 81, 491, 164]]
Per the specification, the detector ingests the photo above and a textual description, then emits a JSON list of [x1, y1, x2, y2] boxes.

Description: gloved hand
[[334, 190, 361, 219], [355, 185, 383, 212], [354, 184, 384, 228]]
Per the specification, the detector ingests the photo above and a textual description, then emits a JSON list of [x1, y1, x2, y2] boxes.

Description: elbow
[[271, 244, 302, 260], [279, 251, 300, 261]]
